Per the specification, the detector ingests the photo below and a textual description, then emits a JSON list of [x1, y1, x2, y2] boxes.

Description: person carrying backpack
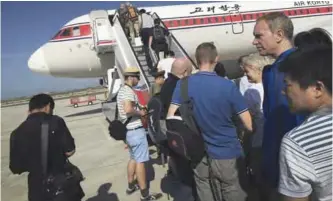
[[9, 94, 84, 201], [149, 18, 170, 61], [118, 3, 129, 35], [167, 43, 253, 201], [125, 2, 140, 43]]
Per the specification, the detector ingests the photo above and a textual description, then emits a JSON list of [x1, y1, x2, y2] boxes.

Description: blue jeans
[[126, 128, 149, 163]]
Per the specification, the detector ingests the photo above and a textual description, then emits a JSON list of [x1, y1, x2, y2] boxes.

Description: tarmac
[[1, 94, 194, 201]]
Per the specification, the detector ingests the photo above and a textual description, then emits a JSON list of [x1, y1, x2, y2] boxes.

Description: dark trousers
[[153, 43, 169, 61], [140, 28, 153, 70], [168, 149, 198, 201], [143, 45, 153, 70]]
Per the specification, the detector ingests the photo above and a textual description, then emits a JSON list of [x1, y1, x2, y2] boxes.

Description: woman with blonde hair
[[241, 52, 275, 201]]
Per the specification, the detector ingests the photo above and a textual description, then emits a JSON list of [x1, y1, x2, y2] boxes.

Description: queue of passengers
[[118, 2, 171, 73], [9, 10, 332, 201], [131, 11, 332, 201]]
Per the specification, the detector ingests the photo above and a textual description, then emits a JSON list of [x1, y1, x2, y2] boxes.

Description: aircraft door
[[229, 10, 244, 34], [89, 10, 116, 54]]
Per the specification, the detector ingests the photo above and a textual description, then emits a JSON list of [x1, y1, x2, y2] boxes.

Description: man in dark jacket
[[160, 58, 192, 118], [9, 93, 83, 201], [159, 58, 199, 200], [252, 12, 306, 200]]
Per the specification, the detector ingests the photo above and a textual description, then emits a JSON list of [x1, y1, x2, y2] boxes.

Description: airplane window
[[80, 25, 91, 36], [51, 30, 62, 39], [73, 27, 80, 37], [60, 28, 71, 37]]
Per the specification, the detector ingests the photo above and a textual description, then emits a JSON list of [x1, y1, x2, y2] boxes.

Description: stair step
[[137, 55, 146, 59]]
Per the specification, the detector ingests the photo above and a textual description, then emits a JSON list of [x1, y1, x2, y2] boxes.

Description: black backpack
[[147, 95, 167, 145], [166, 77, 205, 166], [153, 26, 166, 43]]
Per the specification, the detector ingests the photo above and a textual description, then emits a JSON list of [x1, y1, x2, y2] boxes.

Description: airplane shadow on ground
[[65, 108, 102, 118], [85, 183, 119, 201]]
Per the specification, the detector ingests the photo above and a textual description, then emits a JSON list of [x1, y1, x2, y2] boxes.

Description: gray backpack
[[153, 26, 166, 43]]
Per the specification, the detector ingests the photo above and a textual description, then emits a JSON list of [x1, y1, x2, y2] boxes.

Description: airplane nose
[[28, 48, 50, 74]]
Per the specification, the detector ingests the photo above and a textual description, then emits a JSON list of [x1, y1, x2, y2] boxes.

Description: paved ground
[[1, 94, 193, 201]]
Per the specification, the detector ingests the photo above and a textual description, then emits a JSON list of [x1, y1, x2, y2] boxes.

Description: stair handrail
[[151, 12, 198, 69], [112, 12, 151, 88]]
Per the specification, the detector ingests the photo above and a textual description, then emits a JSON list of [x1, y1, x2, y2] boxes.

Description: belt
[[127, 126, 143, 131]]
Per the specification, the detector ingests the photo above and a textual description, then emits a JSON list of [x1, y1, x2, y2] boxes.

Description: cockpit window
[[51, 30, 62, 40], [50, 24, 91, 40], [73, 27, 80, 37], [60, 28, 71, 37]]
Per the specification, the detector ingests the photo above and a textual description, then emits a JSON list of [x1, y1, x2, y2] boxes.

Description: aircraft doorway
[[229, 10, 244, 34]]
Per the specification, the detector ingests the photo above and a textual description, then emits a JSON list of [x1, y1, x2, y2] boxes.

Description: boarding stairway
[[89, 10, 197, 121]]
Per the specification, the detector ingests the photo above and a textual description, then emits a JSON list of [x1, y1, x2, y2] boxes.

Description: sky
[[1, 1, 203, 100]]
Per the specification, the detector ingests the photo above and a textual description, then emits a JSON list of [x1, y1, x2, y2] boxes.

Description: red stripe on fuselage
[[164, 5, 332, 29], [50, 6, 332, 42]]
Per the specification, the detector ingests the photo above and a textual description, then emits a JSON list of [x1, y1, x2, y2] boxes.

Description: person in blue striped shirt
[[278, 45, 332, 201]]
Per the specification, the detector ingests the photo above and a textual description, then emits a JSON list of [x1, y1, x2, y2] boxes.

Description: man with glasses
[[117, 67, 161, 201]]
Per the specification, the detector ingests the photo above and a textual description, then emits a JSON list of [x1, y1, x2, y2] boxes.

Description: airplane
[[28, 1, 332, 106]]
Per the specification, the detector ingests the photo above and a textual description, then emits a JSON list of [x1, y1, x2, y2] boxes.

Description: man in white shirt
[[139, 9, 154, 70], [157, 50, 175, 78]]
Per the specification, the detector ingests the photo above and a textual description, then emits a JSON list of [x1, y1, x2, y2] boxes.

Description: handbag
[[41, 122, 84, 201], [108, 103, 132, 141]]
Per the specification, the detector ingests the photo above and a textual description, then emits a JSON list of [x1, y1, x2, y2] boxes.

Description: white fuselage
[[28, 1, 332, 78]]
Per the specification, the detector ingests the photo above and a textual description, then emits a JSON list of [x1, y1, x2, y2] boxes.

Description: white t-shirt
[[239, 76, 255, 96], [278, 108, 332, 201], [243, 82, 264, 147], [157, 57, 175, 78], [141, 13, 154, 29], [116, 85, 143, 129]]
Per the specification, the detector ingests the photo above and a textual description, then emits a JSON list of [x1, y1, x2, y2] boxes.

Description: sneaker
[[140, 193, 163, 201], [126, 183, 139, 195]]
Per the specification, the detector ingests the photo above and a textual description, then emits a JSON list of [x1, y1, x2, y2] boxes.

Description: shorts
[[126, 128, 149, 163]]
